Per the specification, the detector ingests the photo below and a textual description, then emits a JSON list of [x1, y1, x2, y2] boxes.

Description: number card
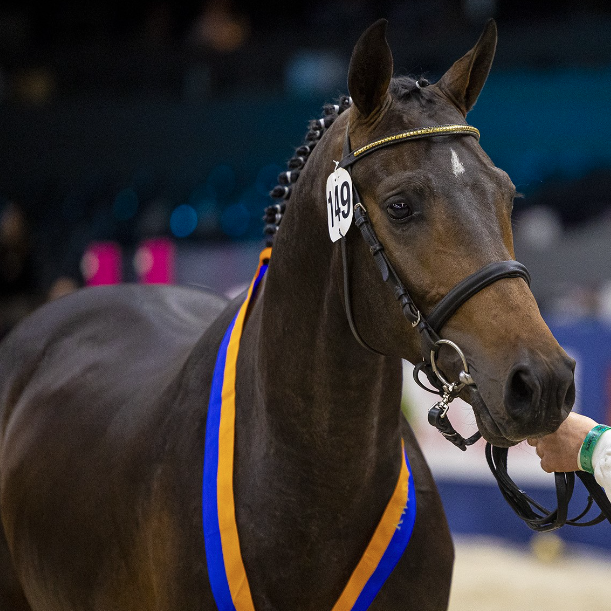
[[326, 167, 353, 242]]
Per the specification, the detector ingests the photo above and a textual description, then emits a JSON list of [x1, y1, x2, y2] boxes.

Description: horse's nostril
[[506, 367, 536, 415], [504, 359, 575, 429], [511, 370, 530, 401], [562, 379, 576, 411]]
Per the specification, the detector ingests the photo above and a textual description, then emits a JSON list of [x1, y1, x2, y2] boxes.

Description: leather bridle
[[338, 121, 530, 449], [337, 119, 611, 530]]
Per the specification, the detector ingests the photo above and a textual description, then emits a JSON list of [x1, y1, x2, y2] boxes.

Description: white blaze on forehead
[[451, 148, 465, 177]]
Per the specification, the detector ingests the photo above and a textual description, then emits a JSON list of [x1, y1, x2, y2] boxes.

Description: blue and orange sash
[[203, 248, 417, 611]]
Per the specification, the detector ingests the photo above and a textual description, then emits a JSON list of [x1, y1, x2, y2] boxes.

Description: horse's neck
[[235, 227, 404, 512], [227, 156, 408, 600]]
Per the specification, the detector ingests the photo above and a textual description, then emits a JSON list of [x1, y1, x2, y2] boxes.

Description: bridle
[[338, 121, 530, 450], [337, 117, 611, 531]]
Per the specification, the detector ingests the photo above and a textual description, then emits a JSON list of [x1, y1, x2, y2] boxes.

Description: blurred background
[[2, 0, 611, 606]]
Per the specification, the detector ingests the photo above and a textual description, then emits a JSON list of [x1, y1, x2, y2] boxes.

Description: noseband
[[338, 121, 530, 450], [337, 118, 611, 531]]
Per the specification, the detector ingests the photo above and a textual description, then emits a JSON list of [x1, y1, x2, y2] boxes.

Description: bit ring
[[430, 339, 474, 390]]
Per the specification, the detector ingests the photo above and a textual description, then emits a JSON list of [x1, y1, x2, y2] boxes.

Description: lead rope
[[486, 444, 611, 531]]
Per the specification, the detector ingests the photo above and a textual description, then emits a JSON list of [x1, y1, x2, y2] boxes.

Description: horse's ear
[[348, 19, 393, 118], [436, 19, 497, 115]]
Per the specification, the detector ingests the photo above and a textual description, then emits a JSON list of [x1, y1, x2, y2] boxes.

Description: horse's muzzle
[[503, 353, 576, 437], [462, 350, 575, 446]]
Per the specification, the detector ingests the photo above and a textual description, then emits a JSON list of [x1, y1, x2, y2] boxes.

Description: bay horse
[[0, 18, 575, 611]]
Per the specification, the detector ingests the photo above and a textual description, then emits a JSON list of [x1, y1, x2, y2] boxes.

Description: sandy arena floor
[[448, 535, 611, 611]]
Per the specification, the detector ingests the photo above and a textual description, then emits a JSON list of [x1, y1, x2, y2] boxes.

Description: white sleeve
[[591, 429, 611, 500]]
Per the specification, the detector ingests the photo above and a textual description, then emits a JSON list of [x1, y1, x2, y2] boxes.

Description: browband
[[339, 124, 480, 169]]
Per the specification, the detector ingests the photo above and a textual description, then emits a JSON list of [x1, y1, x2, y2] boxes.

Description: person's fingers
[[526, 437, 544, 458], [539, 458, 555, 474]]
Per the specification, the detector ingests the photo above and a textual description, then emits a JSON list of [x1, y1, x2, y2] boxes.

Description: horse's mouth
[[466, 388, 520, 448], [464, 385, 568, 448]]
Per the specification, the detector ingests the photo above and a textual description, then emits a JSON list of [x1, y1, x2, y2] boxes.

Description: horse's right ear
[[348, 19, 393, 119], [436, 18, 497, 115]]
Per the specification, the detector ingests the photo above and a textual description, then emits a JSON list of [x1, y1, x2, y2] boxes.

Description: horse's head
[[338, 19, 575, 446]]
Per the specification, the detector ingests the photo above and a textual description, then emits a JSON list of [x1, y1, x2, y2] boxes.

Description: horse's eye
[[386, 201, 413, 221]]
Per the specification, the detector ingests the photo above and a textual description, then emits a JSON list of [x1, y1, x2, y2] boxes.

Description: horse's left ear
[[436, 19, 497, 115], [348, 19, 393, 118]]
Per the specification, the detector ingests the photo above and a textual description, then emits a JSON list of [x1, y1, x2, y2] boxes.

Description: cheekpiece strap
[[352, 204, 437, 341], [339, 122, 483, 358]]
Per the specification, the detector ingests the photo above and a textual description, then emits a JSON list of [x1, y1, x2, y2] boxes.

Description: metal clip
[[432, 396, 451, 419], [430, 383, 457, 420], [426, 375, 482, 451]]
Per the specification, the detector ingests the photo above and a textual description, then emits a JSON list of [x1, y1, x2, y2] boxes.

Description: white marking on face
[[451, 148, 465, 177]]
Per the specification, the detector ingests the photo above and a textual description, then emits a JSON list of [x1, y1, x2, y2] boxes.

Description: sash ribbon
[[203, 248, 417, 610]]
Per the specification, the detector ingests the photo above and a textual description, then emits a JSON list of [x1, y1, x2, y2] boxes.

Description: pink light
[[81, 241, 122, 286], [134, 237, 175, 284]]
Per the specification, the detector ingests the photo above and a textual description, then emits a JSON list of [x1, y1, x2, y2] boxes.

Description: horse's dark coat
[[0, 285, 230, 610], [0, 18, 574, 611]]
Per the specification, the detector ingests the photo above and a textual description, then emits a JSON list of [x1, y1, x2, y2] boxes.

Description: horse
[[0, 18, 575, 611]]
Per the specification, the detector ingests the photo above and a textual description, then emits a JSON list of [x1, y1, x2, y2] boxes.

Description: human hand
[[527, 412, 598, 473]]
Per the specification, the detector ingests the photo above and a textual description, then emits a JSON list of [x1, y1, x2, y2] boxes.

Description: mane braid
[[263, 95, 353, 247]]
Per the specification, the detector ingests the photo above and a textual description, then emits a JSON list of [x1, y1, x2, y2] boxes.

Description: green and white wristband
[[579, 424, 611, 474]]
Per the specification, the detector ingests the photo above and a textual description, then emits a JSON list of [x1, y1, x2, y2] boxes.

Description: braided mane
[[263, 95, 353, 247], [263, 77, 429, 246]]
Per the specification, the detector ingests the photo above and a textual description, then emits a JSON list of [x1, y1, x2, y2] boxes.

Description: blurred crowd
[[1, 0, 610, 103], [0, 198, 81, 338]]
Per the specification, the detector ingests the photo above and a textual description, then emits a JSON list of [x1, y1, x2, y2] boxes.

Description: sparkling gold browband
[[352, 125, 480, 157], [339, 124, 480, 168]]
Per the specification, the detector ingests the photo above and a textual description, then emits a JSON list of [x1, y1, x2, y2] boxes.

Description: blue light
[[113, 188, 139, 221], [170, 204, 198, 238], [220, 203, 250, 238]]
